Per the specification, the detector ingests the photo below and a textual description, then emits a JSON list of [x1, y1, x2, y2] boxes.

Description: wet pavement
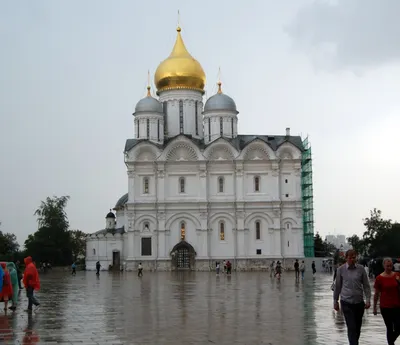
[[0, 270, 386, 344]]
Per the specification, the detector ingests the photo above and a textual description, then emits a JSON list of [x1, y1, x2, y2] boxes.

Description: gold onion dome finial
[[154, 24, 206, 94]]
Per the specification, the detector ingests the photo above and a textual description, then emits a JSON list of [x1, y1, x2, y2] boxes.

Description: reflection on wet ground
[[0, 270, 385, 344]]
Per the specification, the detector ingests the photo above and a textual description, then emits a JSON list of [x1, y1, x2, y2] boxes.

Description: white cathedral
[[86, 25, 312, 271]]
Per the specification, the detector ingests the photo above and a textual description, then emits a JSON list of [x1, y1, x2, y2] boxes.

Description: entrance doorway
[[170, 241, 196, 270], [112, 251, 120, 269]]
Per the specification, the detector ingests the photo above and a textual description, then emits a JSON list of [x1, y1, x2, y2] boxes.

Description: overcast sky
[[1, 0, 399, 246]]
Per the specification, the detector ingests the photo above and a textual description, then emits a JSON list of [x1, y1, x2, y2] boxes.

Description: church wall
[[209, 213, 235, 258]]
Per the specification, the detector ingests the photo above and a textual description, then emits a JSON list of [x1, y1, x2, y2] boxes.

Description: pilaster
[[127, 170, 135, 203]]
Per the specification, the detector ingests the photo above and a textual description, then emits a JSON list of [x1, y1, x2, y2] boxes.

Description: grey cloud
[[285, 0, 400, 70]]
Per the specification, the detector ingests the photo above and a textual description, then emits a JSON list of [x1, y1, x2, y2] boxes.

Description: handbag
[[331, 281, 335, 291]]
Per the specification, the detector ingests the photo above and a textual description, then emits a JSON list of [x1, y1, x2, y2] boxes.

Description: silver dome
[[134, 96, 163, 115], [204, 93, 237, 113]]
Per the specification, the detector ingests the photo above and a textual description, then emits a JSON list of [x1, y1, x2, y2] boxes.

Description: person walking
[[6, 262, 19, 311], [71, 263, 76, 275], [138, 263, 143, 277], [0, 263, 13, 312], [373, 258, 400, 345], [96, 261, 101, 275], [294, 259, 300, 280], [312, 261, 316, 275], [300, 260, 306, 280], [23, 256, 40, 313], [333, 249, 371, 345], [270, 261, 275, 278], [15, 261, 23, 290]]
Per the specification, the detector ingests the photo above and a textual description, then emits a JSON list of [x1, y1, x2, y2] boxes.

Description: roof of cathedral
[[154, 26, 206, 94], [114, 193, 128, 210], [204, 82, 238, 113], [93, 226, 125, 236], [106, 211, 115, 218], [124, 134, 304, 153], [133, 87, 163, 115]]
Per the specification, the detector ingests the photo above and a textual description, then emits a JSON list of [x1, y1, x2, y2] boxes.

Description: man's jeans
[[341, 300, 365, 345], [26, 287, 40, 310]]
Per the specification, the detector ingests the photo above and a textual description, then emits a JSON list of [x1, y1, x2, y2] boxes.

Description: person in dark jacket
[[15, 261, 23, 289]]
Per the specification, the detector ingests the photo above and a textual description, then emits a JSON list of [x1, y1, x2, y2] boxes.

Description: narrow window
[[256, 249, 262, 255], [288, 241, 290, 247], [219, 222, 225, 241], [157, 120, 160, 141], [141, 237, 152, 256], [195, 101, 199, 135], [286, 223, 290, 230], [231, 118, 234, 137], [143, 177, 149, 194], [146, 119, 150, 139], [208, 118, 211, 141], [137, 120, 140, 138], [255, 221, 261, 240], [254, 176, 260, 192], [92, 248, 96, 255], [220, 117, 223, 136], [285, 179, 288, 183], [285, 194, 289, 198], [163, 102, 168, 137], [179, 177, 185, 193], [179, 100, 184, 134], [180, 222, 185, 241], [218, 177, 224, 193]]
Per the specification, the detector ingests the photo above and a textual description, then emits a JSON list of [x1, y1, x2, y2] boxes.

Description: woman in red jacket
[[373, 257, 400, 345], [0, 262, 13, 311]]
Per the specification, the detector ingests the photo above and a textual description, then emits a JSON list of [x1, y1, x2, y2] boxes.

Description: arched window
[[219, 222, 225, 241], [254, 176, 260, 192], [179, 177, 185, 193], [143, 177, 149, 194], [136, 120, 140, 138], [92, 248, 96, 255], [286, 223, 290, 230], [218, 176, 224, 193], [208, 118, 211, 141], [180, 222, 185, 241], [220, 117, 223, 136], [231, 118, 234, 137], [163, 102, 168, 136], [157, 120, 160, 141], [146, 118, 150, 139], [255, 221, 261, 240], [143, 222, 150, 231]]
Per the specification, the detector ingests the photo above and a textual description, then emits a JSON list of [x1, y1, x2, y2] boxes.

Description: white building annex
[[86, 24, 315, 271]]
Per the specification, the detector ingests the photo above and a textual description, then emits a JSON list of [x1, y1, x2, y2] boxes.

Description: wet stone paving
[[0, 269, 387, 345]]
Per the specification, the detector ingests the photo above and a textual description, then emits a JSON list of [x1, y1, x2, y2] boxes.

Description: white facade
[[86, 27, 306, 271]]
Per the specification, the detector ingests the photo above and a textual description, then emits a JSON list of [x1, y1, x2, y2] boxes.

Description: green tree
[[25, 195, 72, 265], [346, 234, 366, 256], [0, 222, 20, 260], [314, 232, 325, 257], [70, 230, 87, 262]]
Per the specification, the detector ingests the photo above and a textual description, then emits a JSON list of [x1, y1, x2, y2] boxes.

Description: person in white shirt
[[393, 258, 400, 272]]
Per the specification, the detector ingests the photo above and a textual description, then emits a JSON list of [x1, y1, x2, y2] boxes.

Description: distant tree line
[[0, 195, 86, 266], [314, 208, 399, 261]]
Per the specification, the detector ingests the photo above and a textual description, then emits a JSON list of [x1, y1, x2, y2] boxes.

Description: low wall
[[86, 257, 332, 272]]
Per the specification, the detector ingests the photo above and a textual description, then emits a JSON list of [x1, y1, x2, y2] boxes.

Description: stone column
[[199, 165, 207, 201], [126, 211, 135, 260], [272, 208, 282, 256], [127, 170, 135, 202], [157, 165, 165, 202], [157, 212, 166, 258], [236, 211, 245, 257], [235, 164, 244, 201]]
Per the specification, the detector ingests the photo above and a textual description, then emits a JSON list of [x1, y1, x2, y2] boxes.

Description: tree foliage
[[0, 222, 20, 261], [346, 209, 400, 258], [25, 196, 73, 265], [70, 230, 87, 261], [314, 232, 337, 257]]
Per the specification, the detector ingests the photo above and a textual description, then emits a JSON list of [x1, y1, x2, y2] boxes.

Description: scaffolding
[[302, 137, 315, 257]]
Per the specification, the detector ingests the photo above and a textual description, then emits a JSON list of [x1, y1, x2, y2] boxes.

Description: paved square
[[0, 270, 385, 344]]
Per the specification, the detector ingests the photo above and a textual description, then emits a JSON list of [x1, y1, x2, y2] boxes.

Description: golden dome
[[154, 26, 206, 94]]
